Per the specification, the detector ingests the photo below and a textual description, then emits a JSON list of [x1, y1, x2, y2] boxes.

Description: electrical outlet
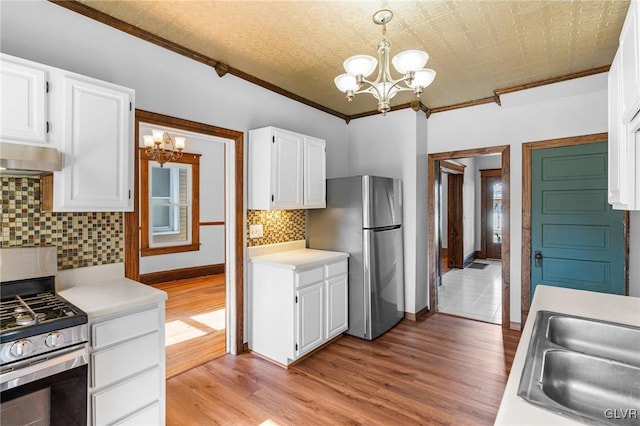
[[249, 224, 264, 238]]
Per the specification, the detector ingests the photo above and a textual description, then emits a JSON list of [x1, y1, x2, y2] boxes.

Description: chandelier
[[334, 9, 436, 115], [143, 130, 185, 167]]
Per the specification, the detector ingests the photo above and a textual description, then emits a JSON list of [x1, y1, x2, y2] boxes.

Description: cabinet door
[[296, 282, 323, 356], [272, 130, 303, 209], [325, 275, 348, 339], [0, 54, 49, 144], [303, 136, 326, 208], [608, 51, 630, 209], [620, 0, 640, 121], [54, 70, 134, 211]]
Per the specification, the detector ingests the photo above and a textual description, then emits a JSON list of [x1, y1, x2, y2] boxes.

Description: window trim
[[140, 147, 201, 257]]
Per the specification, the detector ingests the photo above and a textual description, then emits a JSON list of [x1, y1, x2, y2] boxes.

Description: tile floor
[[437, 260, 502, 324]]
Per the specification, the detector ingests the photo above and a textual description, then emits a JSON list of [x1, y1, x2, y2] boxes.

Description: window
[[140, 148, 201, 256]]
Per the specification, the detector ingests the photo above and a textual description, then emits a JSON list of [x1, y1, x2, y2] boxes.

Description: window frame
[[140, 147, 201, 256]]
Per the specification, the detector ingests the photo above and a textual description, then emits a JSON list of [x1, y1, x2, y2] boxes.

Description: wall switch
[[249, 224, 264, 238]]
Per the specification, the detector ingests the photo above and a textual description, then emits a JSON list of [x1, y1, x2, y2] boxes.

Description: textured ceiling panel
[[76, 0, 629, 116]]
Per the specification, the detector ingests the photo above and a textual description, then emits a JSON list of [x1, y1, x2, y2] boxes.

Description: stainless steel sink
[[518, 311, 640, 425], [547, 315, 640, 366]]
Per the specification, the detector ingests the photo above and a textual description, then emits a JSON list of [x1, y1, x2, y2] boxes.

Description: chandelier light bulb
[[334, 74, 360, 93], [151, 129, 164, 144], [392, 50, 429, 75], [174, 137, 186, 150], [343, 55, 378, 78], [143, 135, 155, 148], [409, 68, 437, 89]]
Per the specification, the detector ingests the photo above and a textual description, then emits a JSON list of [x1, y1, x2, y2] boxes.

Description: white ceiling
[[74, 0, 630, 117]]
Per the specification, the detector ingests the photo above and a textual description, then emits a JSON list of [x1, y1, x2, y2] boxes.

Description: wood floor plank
[[166, 314, 520, 425]]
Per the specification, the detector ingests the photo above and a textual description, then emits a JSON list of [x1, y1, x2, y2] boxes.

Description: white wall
[[427, 72, 640, 323], [346, 109, 430, 314]]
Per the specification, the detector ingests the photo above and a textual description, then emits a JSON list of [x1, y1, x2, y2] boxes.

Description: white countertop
[[59, 277, 167, 319], [249, 248, 349, 270], [495, 285, 640, 425]]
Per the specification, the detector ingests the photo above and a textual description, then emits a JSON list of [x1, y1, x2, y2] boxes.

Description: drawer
[[296, 266, 323, 287], [325, 260, 348, 278], [92, 308, 159, 349], [92, 332, 160, 389], [115, 402, 161, 426], [93, 367, 161, 426]]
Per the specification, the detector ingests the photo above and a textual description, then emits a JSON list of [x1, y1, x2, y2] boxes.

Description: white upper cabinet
[[303, 136, 327, 208], [272, 129, 304, 208], [620, 0, 640, 122], [608, 0, 640, 211], [52, 69, 134, 212], [0, 53, 50, 145], [249, 126, 326, 210]]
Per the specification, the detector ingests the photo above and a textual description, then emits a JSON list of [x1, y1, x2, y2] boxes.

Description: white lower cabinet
[[88, 304, 165, 425], [325, 275, 348, 340], [296, 282, 324, 356], [250, 256, 348, 366]]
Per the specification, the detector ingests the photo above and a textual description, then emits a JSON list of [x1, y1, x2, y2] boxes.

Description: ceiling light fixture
[[143, 130, 185, 167], [334, 9, 436, 116]]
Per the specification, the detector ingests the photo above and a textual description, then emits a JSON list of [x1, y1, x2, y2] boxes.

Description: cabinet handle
[[46, 122, 49, 133]]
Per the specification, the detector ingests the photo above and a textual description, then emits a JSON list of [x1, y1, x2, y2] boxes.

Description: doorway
[[124, 109, 245, 359], [521, 133, 629, 326], [428, 145, 511, 329]]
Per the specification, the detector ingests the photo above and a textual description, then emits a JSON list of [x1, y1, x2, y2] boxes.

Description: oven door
[[1, 345, 87, 426]]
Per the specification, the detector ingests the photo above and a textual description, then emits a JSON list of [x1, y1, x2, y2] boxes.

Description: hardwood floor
[[155, 275, 226, 379], [166, 314, 520, 425]]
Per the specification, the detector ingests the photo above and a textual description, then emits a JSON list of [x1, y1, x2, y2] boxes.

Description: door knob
[[534, 251, 543, 267]]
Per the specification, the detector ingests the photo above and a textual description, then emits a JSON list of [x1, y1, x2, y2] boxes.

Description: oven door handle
[[0, 344, 87, 392]]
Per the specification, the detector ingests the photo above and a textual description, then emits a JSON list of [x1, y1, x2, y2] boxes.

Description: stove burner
[[15, 312, 46, 326], [1, 292, 83, 337]]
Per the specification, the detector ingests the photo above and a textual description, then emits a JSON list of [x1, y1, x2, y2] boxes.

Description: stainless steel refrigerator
[[307, 175, 404, 340]]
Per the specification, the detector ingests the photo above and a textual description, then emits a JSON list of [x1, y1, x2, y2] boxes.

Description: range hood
[[0, 142, 62, 175]]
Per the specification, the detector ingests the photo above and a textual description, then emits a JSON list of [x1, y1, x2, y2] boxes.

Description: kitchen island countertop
[[495, 285, 640, 425]]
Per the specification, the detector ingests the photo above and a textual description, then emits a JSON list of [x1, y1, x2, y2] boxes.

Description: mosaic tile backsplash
[[247, 209, 306, 247], [1, 177, 123, 270]]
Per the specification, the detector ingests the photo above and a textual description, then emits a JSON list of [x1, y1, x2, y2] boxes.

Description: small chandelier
[[334, 9, 436, 115], [143, 130, 185, 167]]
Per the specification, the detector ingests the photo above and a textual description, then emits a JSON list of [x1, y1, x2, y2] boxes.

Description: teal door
[[531, 142, 625, 299]]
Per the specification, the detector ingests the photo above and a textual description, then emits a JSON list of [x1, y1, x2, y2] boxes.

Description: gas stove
[[0, 248, 88, 374], [0, 277, 87, 345]]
